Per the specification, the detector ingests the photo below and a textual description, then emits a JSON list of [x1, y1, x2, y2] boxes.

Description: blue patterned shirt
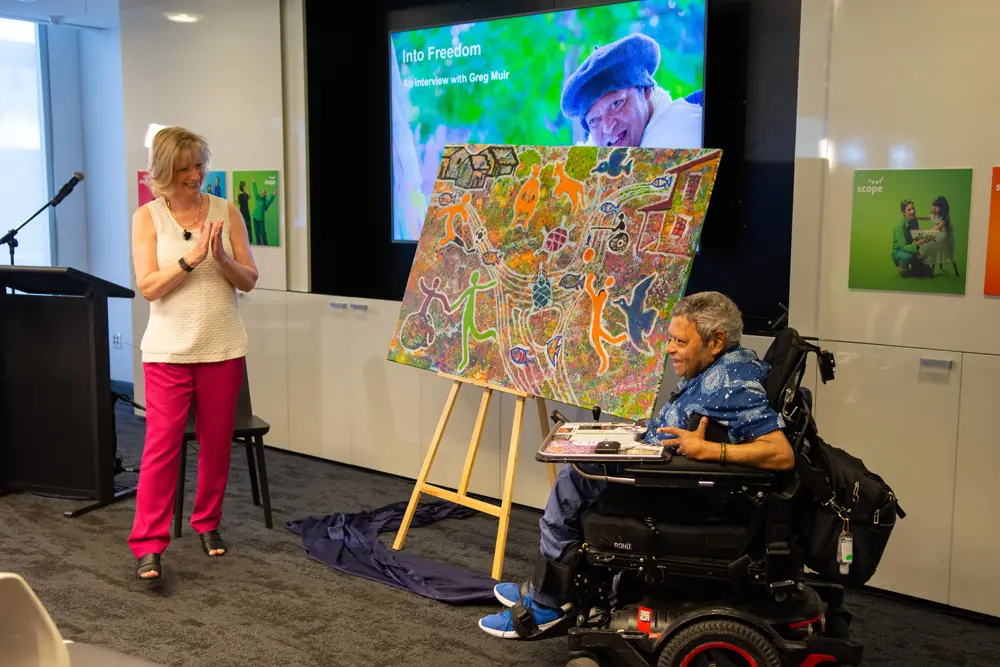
[[645, 346, 784, 445]]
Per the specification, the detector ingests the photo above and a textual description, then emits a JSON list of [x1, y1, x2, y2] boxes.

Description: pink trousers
[[128, 357, 244, 558]]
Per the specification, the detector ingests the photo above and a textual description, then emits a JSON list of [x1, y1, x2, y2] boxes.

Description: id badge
[[838, 532, 854, 575]]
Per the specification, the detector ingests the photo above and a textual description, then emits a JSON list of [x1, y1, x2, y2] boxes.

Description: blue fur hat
[[560, 33, 661, 133]]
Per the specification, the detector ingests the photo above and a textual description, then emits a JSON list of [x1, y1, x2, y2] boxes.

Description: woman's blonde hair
[[143, 126, 211, 198]]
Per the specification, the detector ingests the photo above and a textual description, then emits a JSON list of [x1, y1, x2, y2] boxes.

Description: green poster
[[848, 168, 971, 294], [232, 170, 280, 247]]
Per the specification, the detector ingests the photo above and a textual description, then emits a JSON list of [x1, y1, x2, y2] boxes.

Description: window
[[0, 18, 49, 267]]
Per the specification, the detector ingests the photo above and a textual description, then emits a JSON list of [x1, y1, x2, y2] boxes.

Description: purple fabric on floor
[[286, 500, 499, 604]]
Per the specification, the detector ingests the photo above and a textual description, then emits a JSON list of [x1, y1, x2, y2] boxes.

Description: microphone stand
[[1, 198, 53, 268]]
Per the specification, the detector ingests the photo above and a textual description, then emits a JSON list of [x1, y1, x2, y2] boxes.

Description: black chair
[[172, 365, 272, 538]]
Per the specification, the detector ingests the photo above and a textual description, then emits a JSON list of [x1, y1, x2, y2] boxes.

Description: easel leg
[[493, 395, 525, 580], [534, 396, 557, 487], [393, 379, 462, 551], [458, 388, 493, 497]]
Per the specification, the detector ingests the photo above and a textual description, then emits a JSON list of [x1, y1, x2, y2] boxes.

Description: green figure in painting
[[447, 270, 498, 372]]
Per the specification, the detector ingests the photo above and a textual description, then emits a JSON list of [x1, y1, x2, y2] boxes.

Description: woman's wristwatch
[[178, 257, 194, 273]]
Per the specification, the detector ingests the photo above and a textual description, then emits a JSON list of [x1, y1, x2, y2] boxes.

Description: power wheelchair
[[534, 328, 863, 667]]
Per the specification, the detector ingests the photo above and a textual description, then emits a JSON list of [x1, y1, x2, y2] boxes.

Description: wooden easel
[[392, 371, 558, 580]]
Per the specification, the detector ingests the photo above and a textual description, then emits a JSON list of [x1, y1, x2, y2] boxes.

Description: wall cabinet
[[237, 289, 289, 448], [344, 298, 423, 481], [285, 292, 353, 463], [950, 353, 1000, 617], [816, 341, 960, 604]]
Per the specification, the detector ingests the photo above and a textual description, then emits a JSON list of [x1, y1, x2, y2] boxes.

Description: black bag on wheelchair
[[795, 432, 905, 587]]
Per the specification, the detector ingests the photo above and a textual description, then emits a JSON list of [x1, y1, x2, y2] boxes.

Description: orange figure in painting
[[438, 193, 472, 248], [512, 164, 541, 230], [585, 272, 628, 374], [553, 162, 584, 213]]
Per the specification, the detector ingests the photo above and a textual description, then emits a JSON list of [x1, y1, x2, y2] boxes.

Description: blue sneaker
[[478, 595, 569, 639], [493, 582, 524, 607]]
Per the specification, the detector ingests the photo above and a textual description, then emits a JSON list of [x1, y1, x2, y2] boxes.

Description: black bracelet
[[178, 257, 194, 273]]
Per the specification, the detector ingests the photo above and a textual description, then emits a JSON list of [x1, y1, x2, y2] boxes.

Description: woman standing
[[130, 126, 258, 581]]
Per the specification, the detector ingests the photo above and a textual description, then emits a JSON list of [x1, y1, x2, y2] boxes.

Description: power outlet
[[112, 332, 122, 349]]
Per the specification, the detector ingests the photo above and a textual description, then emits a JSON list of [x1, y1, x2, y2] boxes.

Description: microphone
[[183, 230, 192, 240], [49, 171, 84, 206]]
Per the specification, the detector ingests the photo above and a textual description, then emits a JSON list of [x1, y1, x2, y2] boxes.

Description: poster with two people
[[849, 168, 971, 295]]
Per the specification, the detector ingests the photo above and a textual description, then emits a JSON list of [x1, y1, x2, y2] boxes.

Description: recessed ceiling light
[[164, 12, 200, 23]]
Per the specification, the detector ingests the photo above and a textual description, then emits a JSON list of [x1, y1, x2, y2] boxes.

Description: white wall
[[814, 0, 1000, 355], [79, 27, 131, 382], [121, 0, 287, 405], [792, 0, 1000, 616]]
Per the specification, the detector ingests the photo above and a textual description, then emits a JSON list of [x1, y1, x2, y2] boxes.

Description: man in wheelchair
[[477, 291, 863, 666]]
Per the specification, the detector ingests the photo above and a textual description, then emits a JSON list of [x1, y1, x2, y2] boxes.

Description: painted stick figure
[[418, 277, 453, 316], [553, 162, 585, 213], [512, 164, 541, 230], [438, 193, 472, 248], [446, 270, 498, 373], [585, 272, 628, 375]]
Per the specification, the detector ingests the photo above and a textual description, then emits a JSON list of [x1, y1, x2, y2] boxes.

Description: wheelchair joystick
[[592, 406, 602, 422]]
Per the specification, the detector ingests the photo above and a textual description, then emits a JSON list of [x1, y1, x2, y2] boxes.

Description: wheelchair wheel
[[656, 619, 781, 667]]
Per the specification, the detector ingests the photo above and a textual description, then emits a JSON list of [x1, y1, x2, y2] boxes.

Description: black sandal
[[199, 529, 227, 557], [136, 553, 162, 581]]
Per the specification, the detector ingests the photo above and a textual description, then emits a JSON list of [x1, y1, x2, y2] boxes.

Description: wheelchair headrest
[[762, 328, 812, 411]]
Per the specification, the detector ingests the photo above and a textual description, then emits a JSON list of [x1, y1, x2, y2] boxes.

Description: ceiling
[[0, 0, 169, 29]]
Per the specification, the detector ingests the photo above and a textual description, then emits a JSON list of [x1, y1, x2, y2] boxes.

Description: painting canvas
[[386, 144, 722, 421]]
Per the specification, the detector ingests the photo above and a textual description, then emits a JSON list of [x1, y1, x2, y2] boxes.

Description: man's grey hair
[[671, 291, 743, 348]]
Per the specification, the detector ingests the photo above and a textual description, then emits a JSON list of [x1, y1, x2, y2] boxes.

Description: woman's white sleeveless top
[[139, 195, 248, 364]]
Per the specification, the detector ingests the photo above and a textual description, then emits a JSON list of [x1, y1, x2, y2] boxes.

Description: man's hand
[[657, 417, 719, 462]]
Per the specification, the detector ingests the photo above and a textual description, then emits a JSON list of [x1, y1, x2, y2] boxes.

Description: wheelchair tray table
[[536, 421, 663, 463]]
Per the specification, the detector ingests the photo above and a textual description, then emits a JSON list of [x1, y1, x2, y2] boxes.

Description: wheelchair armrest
[[620, 456, 778, 489]]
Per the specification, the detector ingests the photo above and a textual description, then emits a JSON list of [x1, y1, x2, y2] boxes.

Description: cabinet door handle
[[349, 303, 368, 312], [329, 302, 348, 309], [919, 357, 953, 369]]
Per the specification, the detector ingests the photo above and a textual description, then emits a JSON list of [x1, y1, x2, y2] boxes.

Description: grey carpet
[[0, 390, 998, 667]]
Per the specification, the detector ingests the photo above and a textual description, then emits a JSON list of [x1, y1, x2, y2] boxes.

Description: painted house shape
[[634, 150, 720, 258], [461, 153, 491, 189], [439, 146, 470, 181], [438, 146, 519, 190], [482, 146, 518, 177]]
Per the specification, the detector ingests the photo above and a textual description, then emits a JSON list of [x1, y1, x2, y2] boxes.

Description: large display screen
[[389, 0, 707, 242]]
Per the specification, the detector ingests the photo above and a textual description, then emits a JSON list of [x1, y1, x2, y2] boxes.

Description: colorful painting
[[201, 170, 227, 199], [848, 168, 971, 294], [386, 144, 721, 420], [232, 170, 280, 247]]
